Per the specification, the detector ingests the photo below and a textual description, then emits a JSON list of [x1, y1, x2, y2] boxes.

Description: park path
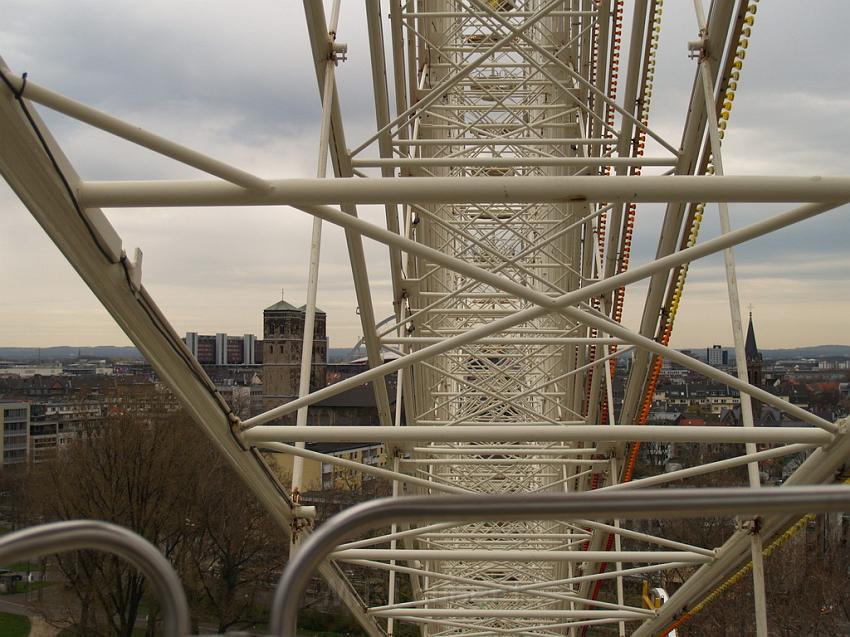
[[28, 616, 61, 637], [0, 589, 65, 635]]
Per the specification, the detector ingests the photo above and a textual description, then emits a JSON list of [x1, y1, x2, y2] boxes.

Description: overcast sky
[[1, 0, 848, 351]]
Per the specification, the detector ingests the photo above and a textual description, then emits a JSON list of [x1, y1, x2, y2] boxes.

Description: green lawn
[[59, 624, 148, 636], [0, 611, 31, 637], [1, 561, 33, 572], [13, 580, 52, 594]]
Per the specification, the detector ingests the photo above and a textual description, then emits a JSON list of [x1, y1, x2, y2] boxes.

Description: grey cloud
[[2, 0, 380, 150], [1, 1, 849, 347]]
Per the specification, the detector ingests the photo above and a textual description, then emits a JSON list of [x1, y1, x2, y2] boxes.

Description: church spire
[[745, 310, 759, 362], [744, 310, 763, 389]]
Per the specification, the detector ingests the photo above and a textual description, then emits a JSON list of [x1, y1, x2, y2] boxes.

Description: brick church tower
[[262, 294, 327, 421]]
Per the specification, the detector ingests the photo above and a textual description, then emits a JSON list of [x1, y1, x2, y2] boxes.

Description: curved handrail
[[0, 520, 190, 636], [270, 486, 850, 636]]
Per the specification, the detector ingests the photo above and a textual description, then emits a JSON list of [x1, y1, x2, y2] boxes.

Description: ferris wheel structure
[[2, 1, 850, 635]]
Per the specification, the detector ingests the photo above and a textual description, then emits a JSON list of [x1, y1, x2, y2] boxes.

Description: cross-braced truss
[[2, 1, 849, 636]]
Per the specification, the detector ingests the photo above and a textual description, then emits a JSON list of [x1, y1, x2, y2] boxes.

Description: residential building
[[0, 364, 63, 377], [29, 400, 104, 463], [0, 401, 29, 466], [269, 442, 389, 493], [660, 383, 742, 415], [265, 382, 400, 491], [706, 345, 728, 367]]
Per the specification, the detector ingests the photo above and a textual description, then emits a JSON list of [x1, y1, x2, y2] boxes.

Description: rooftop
[[264, 300, 327, 314], [314, 383, 396, 408], [264, 299, 301, 312]]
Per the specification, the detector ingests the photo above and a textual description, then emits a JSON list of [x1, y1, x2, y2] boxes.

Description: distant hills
[[686, 344, 850, 360], [1, 345, 360, 363], [0, 346, 143, 361], [761, 345, 850, 359], [2, 344, 848, 364]]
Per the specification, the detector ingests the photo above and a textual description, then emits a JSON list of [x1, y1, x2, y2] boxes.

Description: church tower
[[262, 294, 327, 422], [744, 311, 763, 388]]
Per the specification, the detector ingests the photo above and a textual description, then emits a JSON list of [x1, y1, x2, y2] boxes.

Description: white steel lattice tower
[[2, 1, 850, 636]]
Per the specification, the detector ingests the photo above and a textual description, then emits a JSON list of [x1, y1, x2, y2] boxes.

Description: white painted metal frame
[[1, 1, 848, 635]]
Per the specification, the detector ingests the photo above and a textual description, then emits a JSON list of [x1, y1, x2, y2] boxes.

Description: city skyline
[[1, 293, 848, 351]]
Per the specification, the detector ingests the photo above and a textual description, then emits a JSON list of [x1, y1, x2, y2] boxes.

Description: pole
[[289, 57, 335, 540], [695, 7, 769, 629]]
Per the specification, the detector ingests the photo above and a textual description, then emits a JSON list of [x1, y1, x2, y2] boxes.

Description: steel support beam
[[77, 175, 850, 207], [0, 57, 377, 634]]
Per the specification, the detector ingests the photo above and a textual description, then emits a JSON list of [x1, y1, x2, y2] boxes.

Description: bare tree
[[179, 442, 286, 634], [677, 515, 850, 636], [27, 389, 291, 635], [0, 466, 28, 530], [29, 404, 195, 636]]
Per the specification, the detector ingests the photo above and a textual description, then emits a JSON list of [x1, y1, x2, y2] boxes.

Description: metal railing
[[271, 486, 850, 636], [3, 486, 850, 636], [0, 520, 190, 636]]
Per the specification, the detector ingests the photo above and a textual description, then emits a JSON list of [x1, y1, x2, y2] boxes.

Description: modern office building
[[184, 331, 262, 366]]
